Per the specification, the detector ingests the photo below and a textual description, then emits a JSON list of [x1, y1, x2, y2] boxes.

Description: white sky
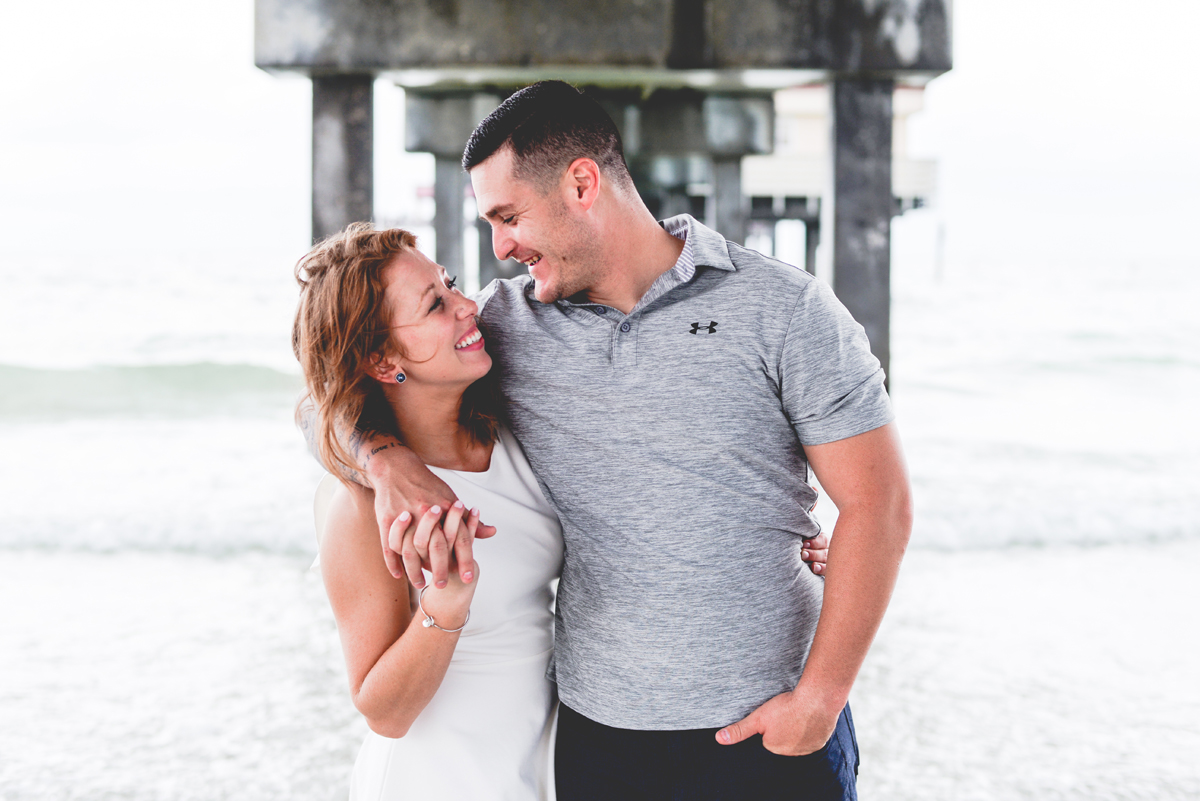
[[0, 0, 1197, 270]]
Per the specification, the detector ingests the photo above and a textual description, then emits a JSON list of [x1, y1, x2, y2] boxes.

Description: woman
[[293, 223, 563, 800]]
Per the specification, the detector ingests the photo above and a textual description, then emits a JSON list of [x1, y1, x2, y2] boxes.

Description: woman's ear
[[365, 349, 402, 384]]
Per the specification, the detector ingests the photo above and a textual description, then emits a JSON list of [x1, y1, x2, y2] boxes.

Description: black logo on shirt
[[689, 321, 719, 335]]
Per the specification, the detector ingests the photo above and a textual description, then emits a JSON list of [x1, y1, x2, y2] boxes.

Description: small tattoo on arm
[[347, 428, 367, 461]]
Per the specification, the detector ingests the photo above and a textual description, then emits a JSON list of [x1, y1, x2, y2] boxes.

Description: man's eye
[[502, 215, 516, 225]]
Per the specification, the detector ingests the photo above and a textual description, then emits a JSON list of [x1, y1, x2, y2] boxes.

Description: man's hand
[[367, 443, 496, 588], [715, 688, 840, 756], [802, 530, 829, 575]]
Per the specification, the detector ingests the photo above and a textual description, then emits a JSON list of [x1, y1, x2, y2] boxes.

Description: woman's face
[[378, 248, 491, 388]]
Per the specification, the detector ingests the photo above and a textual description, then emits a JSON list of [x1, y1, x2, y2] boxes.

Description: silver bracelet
[[418, 586, 470, 633]]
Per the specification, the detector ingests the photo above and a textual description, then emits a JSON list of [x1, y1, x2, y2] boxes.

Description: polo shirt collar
[[659, 214, 737, 273], [554, 213, 735, 312]]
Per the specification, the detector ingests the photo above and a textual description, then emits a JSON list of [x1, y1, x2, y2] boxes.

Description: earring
[[395, 372, 406, 384]]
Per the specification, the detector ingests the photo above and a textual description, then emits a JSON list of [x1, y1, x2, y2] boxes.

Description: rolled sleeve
[[779, 279, 894, 445]]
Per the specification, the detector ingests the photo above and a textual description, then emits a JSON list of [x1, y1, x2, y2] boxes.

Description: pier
[[256, 0, 952, 378]]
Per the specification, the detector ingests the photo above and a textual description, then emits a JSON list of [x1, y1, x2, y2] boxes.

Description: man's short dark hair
[[462, 81, 632, 193]]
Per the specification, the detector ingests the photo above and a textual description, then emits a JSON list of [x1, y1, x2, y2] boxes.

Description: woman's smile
[[455, 326, 484, 351]]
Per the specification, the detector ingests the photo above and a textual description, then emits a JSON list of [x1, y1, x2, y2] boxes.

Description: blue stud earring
[[395, 372, 406, 384]]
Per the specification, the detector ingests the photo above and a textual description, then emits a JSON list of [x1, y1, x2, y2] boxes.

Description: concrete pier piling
[[311, 75, 373, 243], [832, 79, 895, 380], [405, 92, 501, 278], [433, 157, 466, 280]]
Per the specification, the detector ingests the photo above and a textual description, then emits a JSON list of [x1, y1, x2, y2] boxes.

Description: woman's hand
[[802, 530, 829, 575], [392, 504, 480, 629]]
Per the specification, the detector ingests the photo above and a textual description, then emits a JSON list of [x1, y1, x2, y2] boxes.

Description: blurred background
[[1, 1, 1198, 799]]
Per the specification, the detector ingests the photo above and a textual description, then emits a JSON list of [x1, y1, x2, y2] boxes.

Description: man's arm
[[717, 422, 912, 754], [297, 403, 495, 588], [299, 399, 388, 487]]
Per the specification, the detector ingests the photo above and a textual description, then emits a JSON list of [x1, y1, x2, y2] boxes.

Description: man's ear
[[564, 157, 601, 211]]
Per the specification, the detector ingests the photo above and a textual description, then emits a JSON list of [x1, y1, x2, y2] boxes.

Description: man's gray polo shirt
[[477, 214, 893, 730]]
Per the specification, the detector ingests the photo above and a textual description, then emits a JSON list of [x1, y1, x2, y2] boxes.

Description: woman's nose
[[455, 295, 478, 318]]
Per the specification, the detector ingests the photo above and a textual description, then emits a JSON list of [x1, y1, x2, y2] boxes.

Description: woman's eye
[[430, 296, 444, 312], [446, 276, 458, 291]]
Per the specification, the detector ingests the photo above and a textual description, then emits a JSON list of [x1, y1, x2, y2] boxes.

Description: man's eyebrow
[[481, 203, 514, 221]]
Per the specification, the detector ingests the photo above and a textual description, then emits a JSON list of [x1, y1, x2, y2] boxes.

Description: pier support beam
[[705, 96, 771, 246], [311, 75, 373, 242], [712, 157, 746, 247], [406, 92, 501, 277], [831, 79, 894, 381], [434, 157, 466, 278], [804, 218, 820, 276]]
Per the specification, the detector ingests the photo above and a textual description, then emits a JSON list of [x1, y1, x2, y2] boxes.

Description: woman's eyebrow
[[415, 282, 437, 308]]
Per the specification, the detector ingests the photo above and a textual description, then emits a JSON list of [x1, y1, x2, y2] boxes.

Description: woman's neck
[[384, 383, 492, 472]]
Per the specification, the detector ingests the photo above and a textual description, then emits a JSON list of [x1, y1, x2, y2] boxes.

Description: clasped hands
[[387, 499, 483, 590]]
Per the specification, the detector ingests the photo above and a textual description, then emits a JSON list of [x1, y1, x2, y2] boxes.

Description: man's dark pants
[[555, 702, 859, 800]]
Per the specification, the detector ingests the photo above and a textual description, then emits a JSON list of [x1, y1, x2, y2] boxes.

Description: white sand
[[2, 541, 1198, 800], [0, 551, 364, 801], [854, 540, 1200, 800]]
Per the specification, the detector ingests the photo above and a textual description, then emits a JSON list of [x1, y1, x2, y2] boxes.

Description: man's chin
[[531, 279, 563, 304]]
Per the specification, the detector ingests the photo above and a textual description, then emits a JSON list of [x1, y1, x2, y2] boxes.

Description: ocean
[[1, 213, 1198, 799]]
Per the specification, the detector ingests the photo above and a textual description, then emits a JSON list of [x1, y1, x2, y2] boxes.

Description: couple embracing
[[293, 81, 912, 801]]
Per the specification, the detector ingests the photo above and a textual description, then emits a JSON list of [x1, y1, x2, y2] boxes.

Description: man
[[337, 81, 911, 800]]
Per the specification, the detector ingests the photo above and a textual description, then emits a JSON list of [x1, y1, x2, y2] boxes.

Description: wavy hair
[[292, 223, 500, 483]]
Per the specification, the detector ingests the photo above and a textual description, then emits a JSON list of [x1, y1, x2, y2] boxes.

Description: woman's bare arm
[[299, 401, 493, 586], [320, 482, 479, 738]]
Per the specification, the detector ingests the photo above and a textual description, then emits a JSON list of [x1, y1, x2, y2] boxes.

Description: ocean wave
[[0, 417, 324, 555], [0, 362, 304, 421]]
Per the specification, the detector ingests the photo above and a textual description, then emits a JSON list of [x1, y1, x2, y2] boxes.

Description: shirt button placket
[[616, 318, 636, 369]]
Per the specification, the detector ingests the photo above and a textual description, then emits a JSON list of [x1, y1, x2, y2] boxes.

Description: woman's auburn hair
[[292, 222, 500, 483]]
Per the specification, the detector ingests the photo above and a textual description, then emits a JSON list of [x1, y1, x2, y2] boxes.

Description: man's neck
[[582, 204, 685, 314]]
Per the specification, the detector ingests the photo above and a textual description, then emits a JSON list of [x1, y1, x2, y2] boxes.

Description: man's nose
[[490, 226, 513, 261]]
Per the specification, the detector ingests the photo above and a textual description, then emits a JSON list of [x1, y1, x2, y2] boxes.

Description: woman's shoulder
[[317, 480, 391, 583]]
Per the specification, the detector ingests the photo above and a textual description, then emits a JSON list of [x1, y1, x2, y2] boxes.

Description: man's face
[[471, 147, 601, 304]]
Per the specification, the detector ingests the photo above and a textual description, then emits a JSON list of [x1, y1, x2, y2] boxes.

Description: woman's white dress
[[315, 427, 564, 801]]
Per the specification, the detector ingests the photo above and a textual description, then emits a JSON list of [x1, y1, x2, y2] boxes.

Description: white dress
[[315, 427, 564, 801]]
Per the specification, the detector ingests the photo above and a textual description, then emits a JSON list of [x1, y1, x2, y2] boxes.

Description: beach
[[3, 541, 1197, 800], [0, 550, 362, 800], [3, 237, 1199, 798], [2, 1, 1199, 788]]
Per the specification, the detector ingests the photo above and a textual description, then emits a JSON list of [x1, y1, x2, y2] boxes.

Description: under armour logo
[[689, 321, 719, 335]]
